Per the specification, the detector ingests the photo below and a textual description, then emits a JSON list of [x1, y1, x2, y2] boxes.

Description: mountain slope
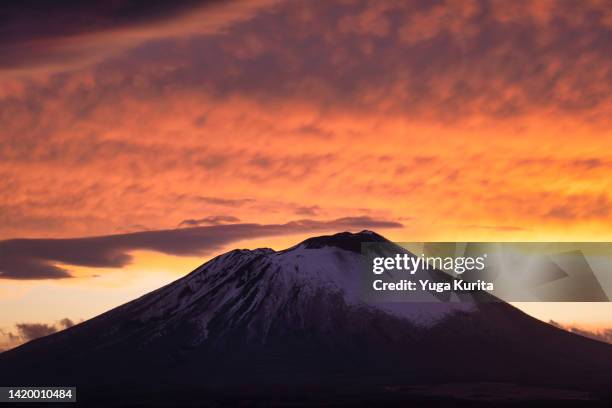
[[1, 231, 611, 405]]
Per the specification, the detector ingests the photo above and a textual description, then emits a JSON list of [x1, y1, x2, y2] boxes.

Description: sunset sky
[[2, 0, 612, 350]]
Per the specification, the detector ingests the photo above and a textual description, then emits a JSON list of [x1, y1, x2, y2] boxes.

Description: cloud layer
[[0, 0, 278, 76], [1, 0, 612, 244], [0, 318, 75, 351], [549, 320, 612, 345], [0, 217, 401, 279]]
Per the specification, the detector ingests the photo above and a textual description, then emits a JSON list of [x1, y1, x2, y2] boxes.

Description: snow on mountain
[[117, 230, 472, 345]]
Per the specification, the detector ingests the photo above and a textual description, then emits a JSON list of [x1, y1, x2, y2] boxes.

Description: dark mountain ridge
[[1, 231, 611, 406]]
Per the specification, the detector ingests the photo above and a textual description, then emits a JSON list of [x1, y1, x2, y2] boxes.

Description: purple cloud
[[0, 217, 402, 279]]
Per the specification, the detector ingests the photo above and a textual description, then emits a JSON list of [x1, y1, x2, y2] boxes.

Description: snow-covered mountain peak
[[150, 231, 472, 332], [291, 230, 389, 253], [3, 232, 612, 401]]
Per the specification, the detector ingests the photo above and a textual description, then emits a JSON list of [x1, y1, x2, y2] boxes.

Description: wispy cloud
[[0, 318, 75, 350], [178, 215, 240, 227], [0, 0, 281, 77], [0, 217, 402, 280], [294, 206, 320, 216], [549, 320, 612, 345]]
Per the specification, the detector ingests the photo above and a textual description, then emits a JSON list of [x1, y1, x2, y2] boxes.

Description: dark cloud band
[[0, 217, 402, 280], [0, 0, 213, 68]]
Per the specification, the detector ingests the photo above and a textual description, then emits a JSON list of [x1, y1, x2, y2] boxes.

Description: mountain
[[1, 231, 612, 406]]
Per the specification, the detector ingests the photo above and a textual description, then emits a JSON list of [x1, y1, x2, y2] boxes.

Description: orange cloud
[[2, 0, 612, 240]]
